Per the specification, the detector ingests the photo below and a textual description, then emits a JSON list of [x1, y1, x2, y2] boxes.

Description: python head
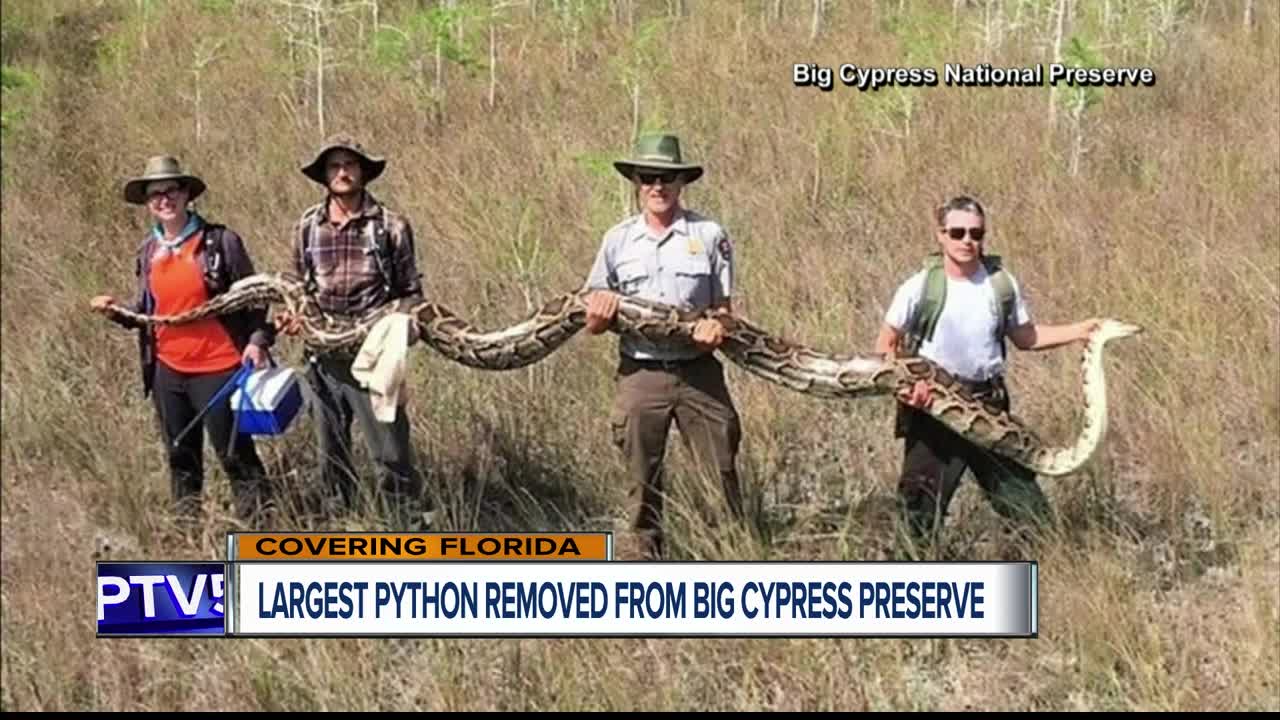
[[1095, 319, 1144, 343]]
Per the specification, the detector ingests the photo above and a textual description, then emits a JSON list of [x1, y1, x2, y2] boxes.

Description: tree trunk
[[448, 0, 463, 48], [314, 5, 325, 137], [1069, 97, 1085, 177], [983, 0, 993, 52], [488, 17, 497, 109], [138, 0, 149, 51], [194, 68, 203, 144], [435, 34, 444, 125], [571, 16, 579, 72], [810, 137, 821, 206], [1047, 0, 1066, 131], [631, 82, 640, 144]]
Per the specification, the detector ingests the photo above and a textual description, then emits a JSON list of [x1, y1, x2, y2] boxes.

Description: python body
[[102, 273, 1141, 477]]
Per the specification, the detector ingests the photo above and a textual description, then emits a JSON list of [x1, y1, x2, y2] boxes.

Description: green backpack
[[899, 252, 1017, 358]]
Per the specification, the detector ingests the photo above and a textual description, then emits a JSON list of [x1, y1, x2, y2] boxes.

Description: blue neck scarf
[[152, 213, 203, 256]]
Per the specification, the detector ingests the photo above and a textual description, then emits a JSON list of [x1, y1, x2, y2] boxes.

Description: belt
[[960, 377, 997, 392], [619, 354, 707, 372], [955, 375, 1007, 402], [307, 346, 359, 364]]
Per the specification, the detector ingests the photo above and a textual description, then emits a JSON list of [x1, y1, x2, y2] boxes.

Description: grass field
[[2, 0, 1277, 710]]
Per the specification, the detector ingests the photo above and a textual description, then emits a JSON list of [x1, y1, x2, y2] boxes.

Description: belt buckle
[[623, 355, 690, 372], [968, 375, 1002, 399]]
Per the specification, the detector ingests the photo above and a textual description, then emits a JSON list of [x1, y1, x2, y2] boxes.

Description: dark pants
[[307, 353, 423, 513], [610, 354, 744, 560], [152, 362, 269, 523], [896, 379, 1051, 546]]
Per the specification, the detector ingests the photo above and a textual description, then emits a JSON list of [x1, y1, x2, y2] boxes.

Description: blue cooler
[[230, 367, 305, 435]]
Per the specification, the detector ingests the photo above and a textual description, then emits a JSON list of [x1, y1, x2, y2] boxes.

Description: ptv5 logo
[[97, 562, 226, 636]]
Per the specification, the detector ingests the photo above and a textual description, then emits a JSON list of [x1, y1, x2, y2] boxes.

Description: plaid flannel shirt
[[292, 191, 424, 318]]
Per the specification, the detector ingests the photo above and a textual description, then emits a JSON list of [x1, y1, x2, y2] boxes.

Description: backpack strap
[[136, 235, 156, 313], [981, 254, 1017, 359], [201, 223, 228, 294], [365, 207, 395, 297], [916, 254, 948, 345], [300, 204, 323, 295], [901, 253, 947, 357]]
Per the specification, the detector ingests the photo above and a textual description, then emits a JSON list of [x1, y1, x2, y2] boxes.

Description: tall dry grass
[[2, 0, 1277, 710]]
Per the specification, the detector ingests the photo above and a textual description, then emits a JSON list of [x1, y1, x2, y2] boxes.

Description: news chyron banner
[[97, 562, 227, 636], [234, 562, 1036, 638], [98, 533, 1038, 638], [97, 532, 608, 637], [229, 532, 609, 562]]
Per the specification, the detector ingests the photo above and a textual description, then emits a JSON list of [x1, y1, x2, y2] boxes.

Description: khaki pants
[[609, 354, 743, 559]]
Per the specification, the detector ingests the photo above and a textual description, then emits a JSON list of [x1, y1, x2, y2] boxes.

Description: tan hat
[[300, 134, 386, 185], [613, 133, 704, 184], [123, 156, 207, 205]]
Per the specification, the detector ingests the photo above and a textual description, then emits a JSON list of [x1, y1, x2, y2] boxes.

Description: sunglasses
[[943, 227, 985, 241], [147, 186, 186, 202], [636, 171, 681, 186]]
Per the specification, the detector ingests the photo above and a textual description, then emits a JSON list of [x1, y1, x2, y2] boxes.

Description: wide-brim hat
[[123, 155, 207, 205], [613, 133, 703, 184], [301, 134, 386, 185]]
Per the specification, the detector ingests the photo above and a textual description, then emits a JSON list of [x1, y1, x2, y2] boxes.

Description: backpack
[[899, 252, 1017, 359], [299, 203, 396, 296]]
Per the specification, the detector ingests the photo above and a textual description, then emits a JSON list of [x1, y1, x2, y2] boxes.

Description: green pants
[[307, 353, 423, 512], [896, 383, 1051, 544]]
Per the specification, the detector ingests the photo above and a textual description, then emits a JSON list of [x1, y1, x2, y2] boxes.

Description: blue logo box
[[97, 562, 226, 636]]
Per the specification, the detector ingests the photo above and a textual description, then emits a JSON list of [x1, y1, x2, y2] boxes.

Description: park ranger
[[583, 133, 744, 561]]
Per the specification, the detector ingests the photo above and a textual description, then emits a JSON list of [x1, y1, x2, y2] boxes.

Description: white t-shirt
[[884, 265, 1032, 381]]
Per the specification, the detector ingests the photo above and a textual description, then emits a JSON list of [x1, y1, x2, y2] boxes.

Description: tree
[[1060, 35, 1105, 177], [371, 2, 483, 127], [189, 38, 226, 145], [1047, 0, 1069, 132], [487, 1, 526, 109], [270, 0, 372, 137]]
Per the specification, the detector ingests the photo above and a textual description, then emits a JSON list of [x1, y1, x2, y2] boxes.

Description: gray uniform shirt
[[585, 209, 733, 361]]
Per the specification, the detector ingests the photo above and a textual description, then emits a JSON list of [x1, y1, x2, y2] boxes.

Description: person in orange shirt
[[92, 156, 274, 526]]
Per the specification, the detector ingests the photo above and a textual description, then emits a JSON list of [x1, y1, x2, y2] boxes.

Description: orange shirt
[[150, 229, 242, 374]]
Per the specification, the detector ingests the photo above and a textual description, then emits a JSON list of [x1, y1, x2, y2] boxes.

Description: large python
[[101, 273, 1142, 476]]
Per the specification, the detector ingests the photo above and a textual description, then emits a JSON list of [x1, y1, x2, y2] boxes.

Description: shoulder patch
[[717, 234, 732, 261]]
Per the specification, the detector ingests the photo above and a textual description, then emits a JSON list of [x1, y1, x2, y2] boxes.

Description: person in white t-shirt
[[874, 195, 1100, 549]]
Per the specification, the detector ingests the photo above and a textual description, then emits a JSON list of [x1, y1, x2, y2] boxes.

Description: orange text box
[[233, 533, 609, 560]]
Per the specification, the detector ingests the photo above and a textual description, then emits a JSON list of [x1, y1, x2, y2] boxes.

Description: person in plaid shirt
[[276, 135, 427, 523]]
